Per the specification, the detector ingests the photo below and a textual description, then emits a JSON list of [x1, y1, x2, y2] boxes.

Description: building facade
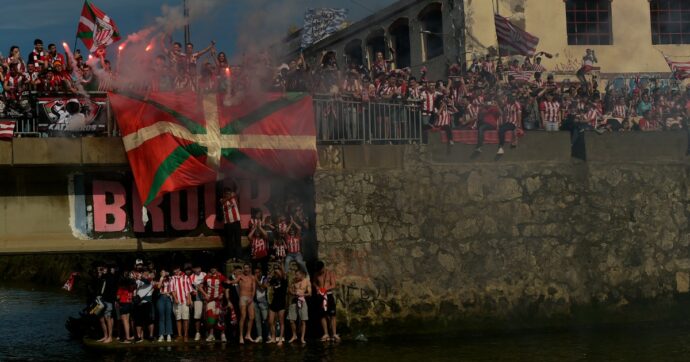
[[282, 0, 464, 81], [284, 0, 690, 82], [467, 0, 690, 78]]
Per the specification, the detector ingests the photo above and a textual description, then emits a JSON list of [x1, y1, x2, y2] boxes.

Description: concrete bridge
[[0, 132, 687, 254]]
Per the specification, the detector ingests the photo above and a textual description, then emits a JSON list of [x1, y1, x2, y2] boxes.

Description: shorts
[[193, 300, 204, 319], [119, 303, 132, 316], [102, 301, 114, 318], [269, 297, 286, 313], [133, 302, 154, 327], [174, 303, 190, 320], [240, 296, 251, 307], [326, 294, 336, 317], [287, 301, 308, 321]]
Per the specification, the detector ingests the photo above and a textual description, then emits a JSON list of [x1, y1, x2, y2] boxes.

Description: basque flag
[[109, 91, 317, 205]]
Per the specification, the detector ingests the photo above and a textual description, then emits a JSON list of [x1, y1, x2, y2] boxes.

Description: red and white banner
[[664, 56, 690, 80], [495, 14, 539, 56], [0, 120, 15, 140]]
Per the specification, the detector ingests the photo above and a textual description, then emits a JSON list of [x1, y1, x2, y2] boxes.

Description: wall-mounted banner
[[69, 172, 313, 240], [37, 96, 108, 134]]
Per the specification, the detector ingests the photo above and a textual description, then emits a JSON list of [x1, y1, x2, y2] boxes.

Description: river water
[[1, 284, 690, 361]]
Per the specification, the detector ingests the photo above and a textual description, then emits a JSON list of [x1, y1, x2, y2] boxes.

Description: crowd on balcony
[[282, 48, 690, 150], [1, 35, 688, 143]]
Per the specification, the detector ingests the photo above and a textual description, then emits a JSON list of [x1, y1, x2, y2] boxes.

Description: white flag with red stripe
[[506, 71, 535, 82], [664, 56, 690, 80], [495, 14, 539, 56], [76, 1, 121, 54], [0, 120, 16, 140]]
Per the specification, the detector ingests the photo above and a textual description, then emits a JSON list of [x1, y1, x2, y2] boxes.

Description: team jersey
[[585, 108, 602, 127], [171, 274, 193, 304], [421, 91, 436, 114], [251, 236, 269, 259], [117, 287, 133, 304], [203, 273, 227, 300], [274, 241, 287, 258], [613, 105, 627, 119], [221, 196, 240, 224], [286, 234, 301, 254], [434, 107, 452, 127], [540, 101, 561, 123], [504, 102, 522, 126]]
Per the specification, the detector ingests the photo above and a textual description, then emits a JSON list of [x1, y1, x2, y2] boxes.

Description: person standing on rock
[[228, 263, 257, 344], [284, 216, 308, 274], [220, 182, 242, 261], [314, 260, 339, 342], [288, 269, 311, 344]]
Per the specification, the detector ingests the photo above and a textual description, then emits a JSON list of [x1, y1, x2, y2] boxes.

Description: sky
[[0, 0, 397, 59]]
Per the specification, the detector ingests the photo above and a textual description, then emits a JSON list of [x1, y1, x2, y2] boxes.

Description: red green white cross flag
[[109, 91, 317, 205]]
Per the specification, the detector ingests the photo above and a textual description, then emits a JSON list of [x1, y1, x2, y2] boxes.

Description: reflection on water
[[1, 284, 690, 361]]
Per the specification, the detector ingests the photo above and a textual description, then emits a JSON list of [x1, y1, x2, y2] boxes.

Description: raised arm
[[195, 41, 216, 58]]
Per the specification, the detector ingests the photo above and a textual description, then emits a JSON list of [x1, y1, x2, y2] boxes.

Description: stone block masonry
[[315, 142, 690, 336]]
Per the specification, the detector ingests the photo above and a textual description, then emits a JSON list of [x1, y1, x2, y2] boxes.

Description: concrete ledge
[[342, 145, 406, 169], [13, 138, 82, 165], [0, 141, 11, 165], [0, 234, 223, 254], [81, 137, 128, 165], [429, 131, 572, 163], [585, 131, 688, 162]]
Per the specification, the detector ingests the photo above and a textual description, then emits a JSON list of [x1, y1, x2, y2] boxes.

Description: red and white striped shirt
[[274, 241, 287, 258], [203, 273, 226, 301], [585, 108, 602, 127], [434, 108, 452, 127], [158, 277, 173, 295], [421, 91, 436, 114], [286, 235, 301, 254], [171, 273, 193, 304], [466, 103, 480, 126], [221, 196, 240, 224], [504, 102, 522, 126], [531, 63, 546, 72], [540, 101, 561, 123], [612, 105, 627, 119], [472, 95, 485, 105], [251, 236, 269, 259], [407, 86, 421, 100]]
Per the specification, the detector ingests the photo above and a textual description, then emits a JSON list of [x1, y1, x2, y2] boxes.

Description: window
[[565, 0, 612, 45], [389, 18, 411, 69], [650, 0, 690, 44], [419, 3, 444, 61]]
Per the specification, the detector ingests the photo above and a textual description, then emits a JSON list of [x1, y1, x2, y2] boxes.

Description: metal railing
[[314, 95, 424, 144]]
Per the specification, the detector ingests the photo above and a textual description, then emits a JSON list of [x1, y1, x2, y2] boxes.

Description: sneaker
[[206, 334, 215, 342], [166, 335, 172, 343], [135, 338, 144, 344], [475, 147, 482, 153], [194, 332, 201, 341], [449, 140, 454, 145], [254, 336, 263, 343], [157, 336, 165, 342], [220, 334, 227, 343], [497, 147, 504, 155]]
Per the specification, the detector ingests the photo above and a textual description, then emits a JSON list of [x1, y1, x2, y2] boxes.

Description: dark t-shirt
[[99, 274, 118, 303]]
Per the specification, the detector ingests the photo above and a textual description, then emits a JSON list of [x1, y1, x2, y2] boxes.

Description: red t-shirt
[[481, 105, 501, 128], [117, 287, 133, 303]]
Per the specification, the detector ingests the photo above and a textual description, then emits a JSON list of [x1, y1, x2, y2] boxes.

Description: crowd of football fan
[[2, 38, 687, 141]]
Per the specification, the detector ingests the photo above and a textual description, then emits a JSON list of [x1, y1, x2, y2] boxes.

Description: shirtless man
[[288, 269, 311, 344], [229, 263, 256, 344], [314, 261, 339, 342]]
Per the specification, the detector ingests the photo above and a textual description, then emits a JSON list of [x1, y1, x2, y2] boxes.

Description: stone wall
[[315, 143, 690, 336]]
